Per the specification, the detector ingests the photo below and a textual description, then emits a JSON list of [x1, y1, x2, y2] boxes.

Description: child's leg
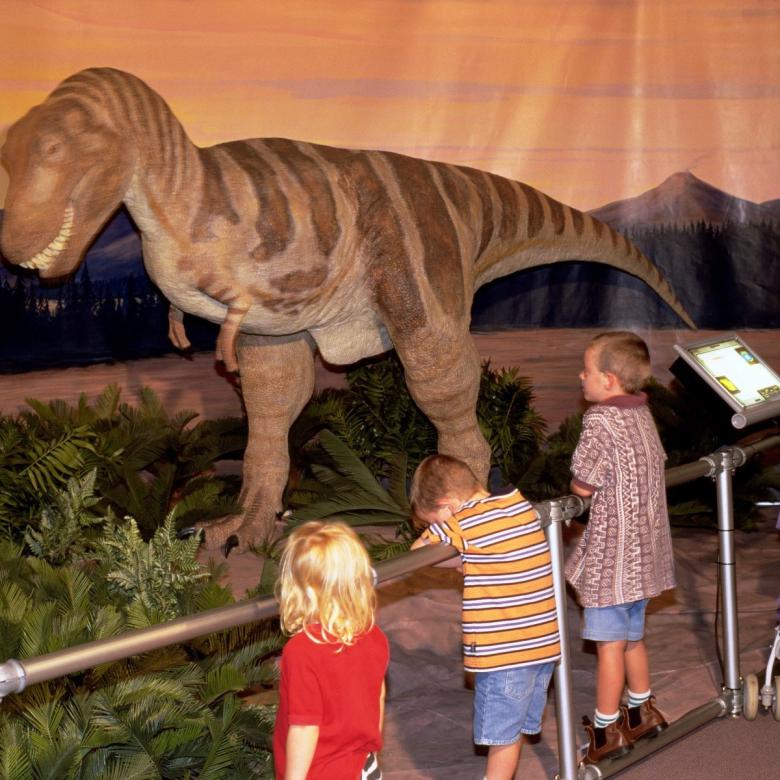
[[485, 742, 522, 780], [624, 639, 650, 695], [595, 640, 627, 715], [620, 620, 668, 741]]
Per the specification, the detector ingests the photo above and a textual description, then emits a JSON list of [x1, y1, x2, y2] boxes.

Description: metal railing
[[2, 433, 779, 780]]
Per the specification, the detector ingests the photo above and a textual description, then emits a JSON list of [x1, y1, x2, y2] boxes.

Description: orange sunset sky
[[1, 0, 778, 211]]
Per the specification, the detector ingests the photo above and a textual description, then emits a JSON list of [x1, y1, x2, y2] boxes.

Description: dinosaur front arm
[[215, 301, 251, 373], [167, 305, 191, 350]]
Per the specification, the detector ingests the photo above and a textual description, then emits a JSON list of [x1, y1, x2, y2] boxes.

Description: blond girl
[[273, 521, 389, 780]]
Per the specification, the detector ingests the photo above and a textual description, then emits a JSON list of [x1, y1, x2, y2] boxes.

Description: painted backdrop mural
[[1, 0, 778, 370]]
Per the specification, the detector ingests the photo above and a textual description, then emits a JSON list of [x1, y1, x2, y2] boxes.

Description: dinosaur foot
[[197, 515, 248, 556], [196, 514, 278, 557]]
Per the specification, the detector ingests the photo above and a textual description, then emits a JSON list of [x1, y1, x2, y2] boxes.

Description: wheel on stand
[[743, 673, 759, 720], [773, 676, 780, 721]]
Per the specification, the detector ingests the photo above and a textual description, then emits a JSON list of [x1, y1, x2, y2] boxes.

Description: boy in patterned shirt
[[567, 331, 676, 765], [411, 454, 561, 780]]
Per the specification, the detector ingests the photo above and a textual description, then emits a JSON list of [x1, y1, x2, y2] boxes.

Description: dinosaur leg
[[396, 327, 492, 486], [200, 333, 315, 551]]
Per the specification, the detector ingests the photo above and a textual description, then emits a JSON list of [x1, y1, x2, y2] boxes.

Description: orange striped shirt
[[421, 489, 561, 672]]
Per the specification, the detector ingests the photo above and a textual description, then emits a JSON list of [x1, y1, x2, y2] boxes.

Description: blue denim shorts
[[472, 661, 556, 745], [582, 599, 649, 642]]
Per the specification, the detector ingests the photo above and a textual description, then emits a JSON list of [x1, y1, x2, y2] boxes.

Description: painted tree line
[[0, 267, 217, 372], [2, 218, 780, 371]]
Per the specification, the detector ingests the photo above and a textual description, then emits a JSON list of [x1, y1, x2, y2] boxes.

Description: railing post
[[544, 497, 581, 780], [701, 446, 746, 715]]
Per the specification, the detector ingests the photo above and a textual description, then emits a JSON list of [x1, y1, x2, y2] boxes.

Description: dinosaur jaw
[[17, 205, 76, 274]]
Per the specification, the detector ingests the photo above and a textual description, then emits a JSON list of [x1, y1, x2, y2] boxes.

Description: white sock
[[627, 688, 651, 708], [594, 708, 620, 727]]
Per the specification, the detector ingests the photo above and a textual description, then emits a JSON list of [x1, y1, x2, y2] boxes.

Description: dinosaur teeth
[[19, 206, 75, 270]]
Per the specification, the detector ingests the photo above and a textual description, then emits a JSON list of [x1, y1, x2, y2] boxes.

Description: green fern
[[23, 470, 107, 564], [96, 514, 207, 621], [0, 538, 280, 779], [0, 386, 243, 544], [286, 431, 410, 527]]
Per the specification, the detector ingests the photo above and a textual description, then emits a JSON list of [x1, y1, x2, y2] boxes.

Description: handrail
[[2, 433, 779, 696], [0, 541, 459, 699]]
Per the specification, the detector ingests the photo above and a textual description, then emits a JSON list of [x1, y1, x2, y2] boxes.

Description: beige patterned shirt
[[565, 393, 676, 608]]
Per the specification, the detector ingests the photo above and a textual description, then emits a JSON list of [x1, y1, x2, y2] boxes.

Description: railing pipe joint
[[699, 445, 747, 480], [0, 659, 26, 703]]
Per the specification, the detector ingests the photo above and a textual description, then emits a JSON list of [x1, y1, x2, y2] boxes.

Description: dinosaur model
[[0, 68, 694, 548]]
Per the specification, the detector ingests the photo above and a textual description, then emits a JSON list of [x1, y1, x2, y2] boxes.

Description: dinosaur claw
[[223, 534, 240, 558]]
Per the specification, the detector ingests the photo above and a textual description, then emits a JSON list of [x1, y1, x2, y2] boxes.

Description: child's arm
[[379, 680, 387, 732], [570, 413, 608, 497], [410, 535, 430, 550], [284, 724, 319, 780], [570, 479, 594, 497]]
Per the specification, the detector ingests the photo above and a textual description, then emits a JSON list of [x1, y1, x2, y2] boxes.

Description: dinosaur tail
[[472, 187, 695, 329]]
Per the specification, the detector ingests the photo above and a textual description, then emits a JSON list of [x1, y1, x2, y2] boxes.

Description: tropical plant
[[291, 355, 436, 481], [0, 666, 277, 779], [286, 430, 411, 529], [514, 413, 583, 501], [95, 513, 209, 622], [476, 365, 547, 487], [0, 528, 281, 779], [23, 469, 106, 565], [0, 415, 98, 534], [0, 385, 245, 542]]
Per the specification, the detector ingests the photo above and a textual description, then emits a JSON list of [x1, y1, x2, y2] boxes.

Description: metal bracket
[[720, 683, 743, 718], [0, 659, 26, 703], [538, 494, 588, 529], [699, 446, 747, 480]]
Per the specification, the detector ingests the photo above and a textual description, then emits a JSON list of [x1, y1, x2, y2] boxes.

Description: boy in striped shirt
[[411, 454, 561, 780]]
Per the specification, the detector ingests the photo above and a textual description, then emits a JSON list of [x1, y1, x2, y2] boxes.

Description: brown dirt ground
[[3, 328, 778, 432]]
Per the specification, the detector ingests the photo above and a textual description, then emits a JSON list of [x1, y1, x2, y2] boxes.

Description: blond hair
[[589, 331, 652, 394], [410, 454, 482, 517], [276, 521, 376, 645]]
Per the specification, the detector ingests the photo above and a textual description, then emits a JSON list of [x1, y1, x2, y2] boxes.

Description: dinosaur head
[[1, 94, 134, 278]]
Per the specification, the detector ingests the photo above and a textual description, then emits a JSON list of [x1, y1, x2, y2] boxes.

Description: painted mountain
[[1, 170, 779, 370], [588, 171, 778, 229]]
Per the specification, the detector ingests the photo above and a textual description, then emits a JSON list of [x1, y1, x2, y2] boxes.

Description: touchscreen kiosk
[[673, 334, 780, 429]]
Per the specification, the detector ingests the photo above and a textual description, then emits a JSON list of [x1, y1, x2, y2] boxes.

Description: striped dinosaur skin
[[1, 68, 693, 547]]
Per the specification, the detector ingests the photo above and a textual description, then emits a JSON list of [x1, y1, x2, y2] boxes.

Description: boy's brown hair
[[410, 454, 482, 516], [590, 331, 652, 393]]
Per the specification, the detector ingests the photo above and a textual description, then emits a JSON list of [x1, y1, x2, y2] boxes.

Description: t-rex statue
[[0, 68, 694, 548]]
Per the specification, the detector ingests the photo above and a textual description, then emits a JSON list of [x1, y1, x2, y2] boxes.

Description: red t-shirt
[[273, 623, 389, 780]]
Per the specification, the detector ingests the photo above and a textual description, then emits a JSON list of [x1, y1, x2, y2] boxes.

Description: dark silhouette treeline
[[1, 218, 778, 371], [628, 220, 780, 328], [0, 265, 217, 372], [472, 219, 780, 330]]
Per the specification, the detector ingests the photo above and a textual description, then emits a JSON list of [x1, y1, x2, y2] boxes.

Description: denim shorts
[[472, 661, 556, 745], [582, 599, 649, 642]]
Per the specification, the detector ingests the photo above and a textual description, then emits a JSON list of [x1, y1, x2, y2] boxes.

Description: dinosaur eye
[[38, 138, 63, 160]]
